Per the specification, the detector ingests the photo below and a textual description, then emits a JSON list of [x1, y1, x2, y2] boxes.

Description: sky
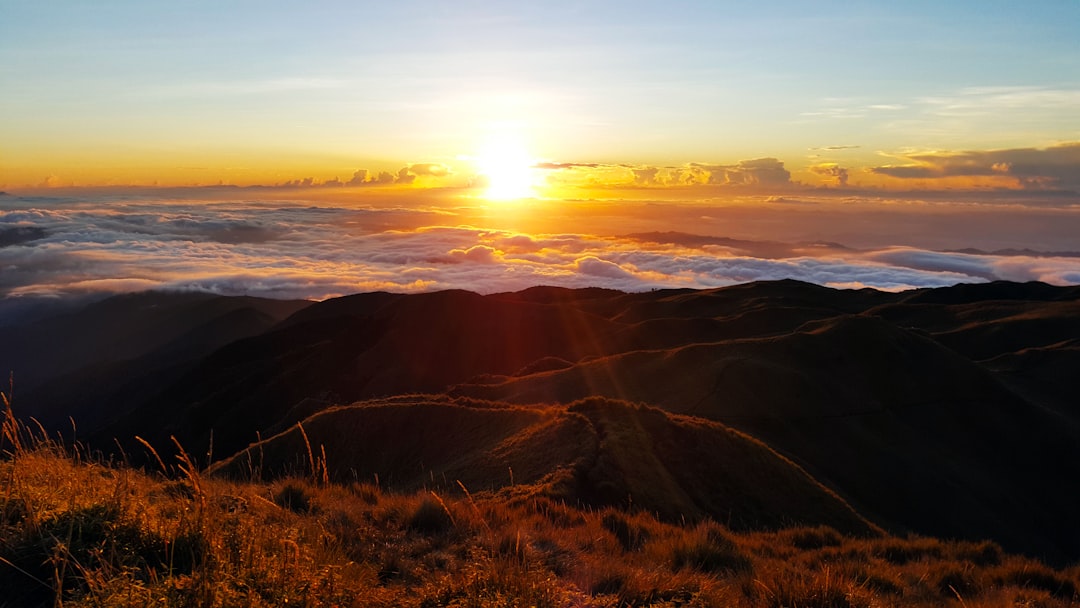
[[1, 1, 1079, 304], [3, 0, 1079, 189]]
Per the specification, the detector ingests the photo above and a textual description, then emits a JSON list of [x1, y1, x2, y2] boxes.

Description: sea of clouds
[[1, 190, 1078, 312]]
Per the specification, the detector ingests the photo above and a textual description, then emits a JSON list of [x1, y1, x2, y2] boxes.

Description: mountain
[[451, 312, 1080, 561], [2, 291, 312, 433], [10, 279, 1080, 563], [101, 288, 628, 458], [210, 395, 876, 535]]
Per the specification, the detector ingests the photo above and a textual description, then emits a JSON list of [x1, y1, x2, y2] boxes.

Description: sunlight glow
[[476, 134, 537, 201]]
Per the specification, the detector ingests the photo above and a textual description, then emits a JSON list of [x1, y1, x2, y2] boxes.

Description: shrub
[[954, 539, 1004, 566], [523, 496, 587, 528], [0, 502, 205, 606], [670, 522, 753, 575], [871, 537, 943, 564], [408, 497, 454, 536], [496, 528, 531, 562], [933, 563, 981, 598], [602, 511, 650, 552], [274, 481, 314, 513], [350, 481, 381, 505], [761, 569, 872, 608], [787, 526, 844, 550], [857, 572, 903, 596], [589, 570, 627, 596], [994, 563, 1077, 599]]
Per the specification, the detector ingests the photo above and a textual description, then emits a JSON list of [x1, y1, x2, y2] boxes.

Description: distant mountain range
[[5, 279, 1079, 564]]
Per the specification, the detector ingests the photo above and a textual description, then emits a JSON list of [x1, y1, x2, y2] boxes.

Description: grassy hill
[[3, 423, 1079, 607], [7, 279, 1080, 568], [451, 313, 1080, 561], [209, 396, 875, 535]]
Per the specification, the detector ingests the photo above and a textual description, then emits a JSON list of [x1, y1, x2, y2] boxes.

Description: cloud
[[347, 169, 371, 186], [0, 191, 1077, 308], [687, 158, 792, 187], [574, 256, 636, 279], [0, 226, 48, 247], [408, 163, 451, 177], [534, 162, 603, 170], [809, 145, 861, 151], [870, 143, 1080, 190], [447, 245, 499, 264], [810, 163, 849, 187], [864, 248, 997, 280], [919, 86, 1080, 115], [279, 163, 452, 188], [395, 167, 415, 185], [631, 167, 661, 185], [537, 157, 794, 190]]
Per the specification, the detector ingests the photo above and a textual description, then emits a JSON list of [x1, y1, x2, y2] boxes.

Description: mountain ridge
[[8, 279, 1079, 563]]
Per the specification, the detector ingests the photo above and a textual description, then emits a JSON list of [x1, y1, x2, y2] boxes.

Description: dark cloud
[[870, 143, 1080, 190], [810, 163, 849, 187], [0, 226, 47, 247], [870, 165, 936, 179]]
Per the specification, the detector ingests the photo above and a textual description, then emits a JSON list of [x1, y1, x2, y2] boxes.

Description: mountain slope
[[210, 396, 875, 535], [14, 279, 1077, 563], [5, 292, 312, 435], [451, 313, 1080, 561]]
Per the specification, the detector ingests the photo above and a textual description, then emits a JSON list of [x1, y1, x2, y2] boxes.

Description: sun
[[475, 134, 537, 201]]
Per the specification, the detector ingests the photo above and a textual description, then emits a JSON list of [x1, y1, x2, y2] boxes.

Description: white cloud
[[0, 191, 1078, 306]]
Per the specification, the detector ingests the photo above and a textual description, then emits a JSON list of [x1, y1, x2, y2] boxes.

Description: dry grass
[[2, 400, 1079, 607]]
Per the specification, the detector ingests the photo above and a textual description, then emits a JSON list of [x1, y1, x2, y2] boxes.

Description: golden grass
[[2, 403, 1078, 607]]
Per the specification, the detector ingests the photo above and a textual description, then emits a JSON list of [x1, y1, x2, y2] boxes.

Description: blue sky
[[2, 0, 1079, 187]]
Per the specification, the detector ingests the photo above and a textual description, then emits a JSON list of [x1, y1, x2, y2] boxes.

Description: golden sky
[[2, 2, 1079, 194], [2, 2, 1079, 302]]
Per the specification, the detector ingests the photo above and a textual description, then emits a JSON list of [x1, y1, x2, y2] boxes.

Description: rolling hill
[[210, 395, 876, 535], [7, 279, 1079, 564]]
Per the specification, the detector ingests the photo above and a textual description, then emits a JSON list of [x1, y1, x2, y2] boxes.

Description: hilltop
[[4, 279, 1080, 567]]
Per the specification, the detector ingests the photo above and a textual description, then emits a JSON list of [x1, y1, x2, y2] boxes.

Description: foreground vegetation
[[2, 401, 1078, 607]]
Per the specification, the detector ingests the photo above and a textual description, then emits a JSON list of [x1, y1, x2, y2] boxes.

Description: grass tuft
[[407, 495, 455, 535], [274, 481, 315, 514], [669, 521, 753, 575], [1, 400, 1078, 607]]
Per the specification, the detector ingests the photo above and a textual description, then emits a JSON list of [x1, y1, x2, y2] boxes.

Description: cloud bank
[[1, 190, 1078, 310], [871, 143, 1080, 191]]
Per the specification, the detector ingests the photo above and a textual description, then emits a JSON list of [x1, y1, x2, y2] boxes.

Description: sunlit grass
[[3, 396, 1079, 606]]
